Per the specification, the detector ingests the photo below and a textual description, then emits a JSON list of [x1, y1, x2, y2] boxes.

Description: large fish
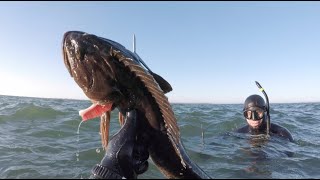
[[62, 31, 211, 179]]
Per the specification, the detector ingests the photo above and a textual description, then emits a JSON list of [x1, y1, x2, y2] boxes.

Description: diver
[[90, 109, 150, 179], [235, 82, 294, 142]]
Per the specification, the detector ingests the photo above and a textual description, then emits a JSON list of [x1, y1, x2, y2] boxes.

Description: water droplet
[[77, 120, 84, 134], [76, 151, 80, 161], [76, 121, 83, 162], [96, 148, 100, 153]]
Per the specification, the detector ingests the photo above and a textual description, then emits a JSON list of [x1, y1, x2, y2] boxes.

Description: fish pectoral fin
[[151, 72, 172, 94]]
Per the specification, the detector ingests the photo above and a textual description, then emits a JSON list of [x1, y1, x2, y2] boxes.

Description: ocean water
[[0, 95, 319, 179]]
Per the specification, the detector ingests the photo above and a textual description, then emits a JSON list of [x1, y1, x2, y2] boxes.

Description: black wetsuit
[[236, 119, 294, 142]]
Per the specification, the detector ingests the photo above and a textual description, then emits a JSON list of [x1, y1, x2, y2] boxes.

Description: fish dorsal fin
[[150, 71, 172, 94]]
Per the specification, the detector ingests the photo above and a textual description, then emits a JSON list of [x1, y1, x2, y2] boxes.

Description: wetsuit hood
[[243, 94, 266, 111]]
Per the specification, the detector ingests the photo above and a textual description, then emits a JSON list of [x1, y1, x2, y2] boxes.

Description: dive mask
[[243, 107, 265, 121]]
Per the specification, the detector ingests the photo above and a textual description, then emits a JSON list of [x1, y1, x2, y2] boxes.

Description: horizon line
[[1, 94, 319, 105]]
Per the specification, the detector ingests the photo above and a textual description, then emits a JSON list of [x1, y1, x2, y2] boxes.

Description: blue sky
[[0, 2, 319, 104]]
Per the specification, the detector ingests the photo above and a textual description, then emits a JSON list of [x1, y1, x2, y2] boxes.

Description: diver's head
[[243, 94, 266, 129]]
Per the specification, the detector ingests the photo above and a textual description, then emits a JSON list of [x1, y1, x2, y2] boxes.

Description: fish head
[[63, 31, 172, 118], [63, 31, 129, 109]]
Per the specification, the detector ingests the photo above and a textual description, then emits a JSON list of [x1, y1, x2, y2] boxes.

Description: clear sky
[[0, 2, 319, 104]]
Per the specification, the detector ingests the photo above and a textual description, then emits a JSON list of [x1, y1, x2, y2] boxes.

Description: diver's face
[[243, 107, 265, 129], [246, 118, 263, 129]]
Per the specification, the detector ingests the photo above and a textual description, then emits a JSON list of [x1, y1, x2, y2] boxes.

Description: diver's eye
[[256, 110, 264, 117], [243, 109, 265, 120]]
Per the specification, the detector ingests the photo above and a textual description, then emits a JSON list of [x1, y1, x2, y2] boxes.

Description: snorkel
[[255, 81, 270, 136]]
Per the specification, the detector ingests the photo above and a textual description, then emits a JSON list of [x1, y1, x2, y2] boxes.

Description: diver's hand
[[90, 110, 149, 179]]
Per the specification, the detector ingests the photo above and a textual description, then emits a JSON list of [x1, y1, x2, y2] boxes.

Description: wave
[[0, 103, 68, 121]]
